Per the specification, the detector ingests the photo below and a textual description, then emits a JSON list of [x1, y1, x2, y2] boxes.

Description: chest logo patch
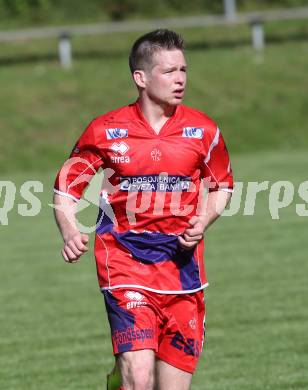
[[182, 127, 204, 139], [106, 128, 128, 140], [110, 142, 130, 163], [151, 148, 162, 161], [110, 141, 129, 156]]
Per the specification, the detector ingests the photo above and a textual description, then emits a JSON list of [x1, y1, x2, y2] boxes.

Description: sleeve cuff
[[209, 187, 234, 193], [53, 188, 79, 202]]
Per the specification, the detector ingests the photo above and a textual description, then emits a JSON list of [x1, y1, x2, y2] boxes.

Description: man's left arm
[[178, 190, 231, 250], [178, 123, 233, 250]]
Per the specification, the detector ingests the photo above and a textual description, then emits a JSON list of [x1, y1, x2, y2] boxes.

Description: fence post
[[223, 0, 237, 21], [250, 19, 265, 50], [58, 32, 72, 68]]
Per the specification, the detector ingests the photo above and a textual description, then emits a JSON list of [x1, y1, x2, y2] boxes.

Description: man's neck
[[138, 97, 176, 134]]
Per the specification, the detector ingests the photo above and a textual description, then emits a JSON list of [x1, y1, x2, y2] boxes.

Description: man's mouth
[[173, 89, 184, 96]]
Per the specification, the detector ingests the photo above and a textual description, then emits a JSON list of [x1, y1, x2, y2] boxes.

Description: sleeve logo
[[182, 127, 204, 139], [106, 128, 128, 140]]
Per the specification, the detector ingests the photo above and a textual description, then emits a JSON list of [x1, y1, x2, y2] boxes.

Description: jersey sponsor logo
[[171, 331, 200, 357], [113, 327, 154, 347], [124, 291, 147, 310], [110, 142, 130, 163], [119, 175, 191, 192], [124, 291, 145, 301], [111, 155, 130, 163], [110, 141, 129, 155], [182, 127, 204, 139], [106, 128, 128, 140], [126, 301, 147, 309]]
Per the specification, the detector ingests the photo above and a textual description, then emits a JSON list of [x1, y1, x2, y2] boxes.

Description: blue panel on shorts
[[103, 290, 135, 352]]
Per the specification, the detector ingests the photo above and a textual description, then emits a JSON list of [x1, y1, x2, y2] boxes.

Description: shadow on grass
[[0, 30, 307, 67]]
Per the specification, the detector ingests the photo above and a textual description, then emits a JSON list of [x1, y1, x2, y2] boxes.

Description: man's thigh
[[118, 349, 156, 390], [155, 359, 192, 390], [116, 351, 192, 390]]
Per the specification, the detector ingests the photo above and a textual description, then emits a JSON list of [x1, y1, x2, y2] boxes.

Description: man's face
[[143, 49, 187, 107]]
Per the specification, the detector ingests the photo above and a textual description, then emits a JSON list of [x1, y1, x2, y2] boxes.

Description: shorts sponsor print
[[102, 288, 206, 373], [113, 327, 155, 347]]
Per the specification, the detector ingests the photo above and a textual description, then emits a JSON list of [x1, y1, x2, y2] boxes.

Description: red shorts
[[102, 288, 206, 373]]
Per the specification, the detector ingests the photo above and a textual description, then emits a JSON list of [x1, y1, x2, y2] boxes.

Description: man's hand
[[178, 216, 205, 251], [61, 231, 89, 263], [178, 190, 232, 251], [53, 193, 89, 263]]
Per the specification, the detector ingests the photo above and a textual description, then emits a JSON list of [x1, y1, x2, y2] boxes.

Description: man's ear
[[133, 70, 147, 89]]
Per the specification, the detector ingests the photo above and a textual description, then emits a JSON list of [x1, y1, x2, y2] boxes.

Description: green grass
[[0, 20, 308, 172], [0, 150, 307, 389]]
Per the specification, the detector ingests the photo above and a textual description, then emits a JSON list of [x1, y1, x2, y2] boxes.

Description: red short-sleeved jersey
[[54, 101, 233, 294]]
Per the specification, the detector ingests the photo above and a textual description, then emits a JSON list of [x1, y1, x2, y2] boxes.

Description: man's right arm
[[53, 120, 106, 263], [53, 193, 89, 263]]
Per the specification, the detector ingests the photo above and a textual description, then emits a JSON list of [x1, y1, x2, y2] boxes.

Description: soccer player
[[53, 29, 233, 390]]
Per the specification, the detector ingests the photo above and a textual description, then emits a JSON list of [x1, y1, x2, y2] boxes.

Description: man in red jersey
[[53, 29, 233, 390]]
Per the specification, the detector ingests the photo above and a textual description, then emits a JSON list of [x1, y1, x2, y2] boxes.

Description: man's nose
[[175, 71, 185, 85]]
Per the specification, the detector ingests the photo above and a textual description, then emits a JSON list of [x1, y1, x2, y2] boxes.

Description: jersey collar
[[132, 100, 181, 136]]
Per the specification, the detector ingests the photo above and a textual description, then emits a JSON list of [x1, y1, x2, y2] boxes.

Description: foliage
[[0, 0, 307, 27], [0, 0, 52, 20], [101, 0, 222, 21]]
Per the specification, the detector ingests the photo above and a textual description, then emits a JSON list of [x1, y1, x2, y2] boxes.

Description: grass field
[[0, 19, 308, 390], [1, 20, 308, 172], [1, 150, 307, 390]]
